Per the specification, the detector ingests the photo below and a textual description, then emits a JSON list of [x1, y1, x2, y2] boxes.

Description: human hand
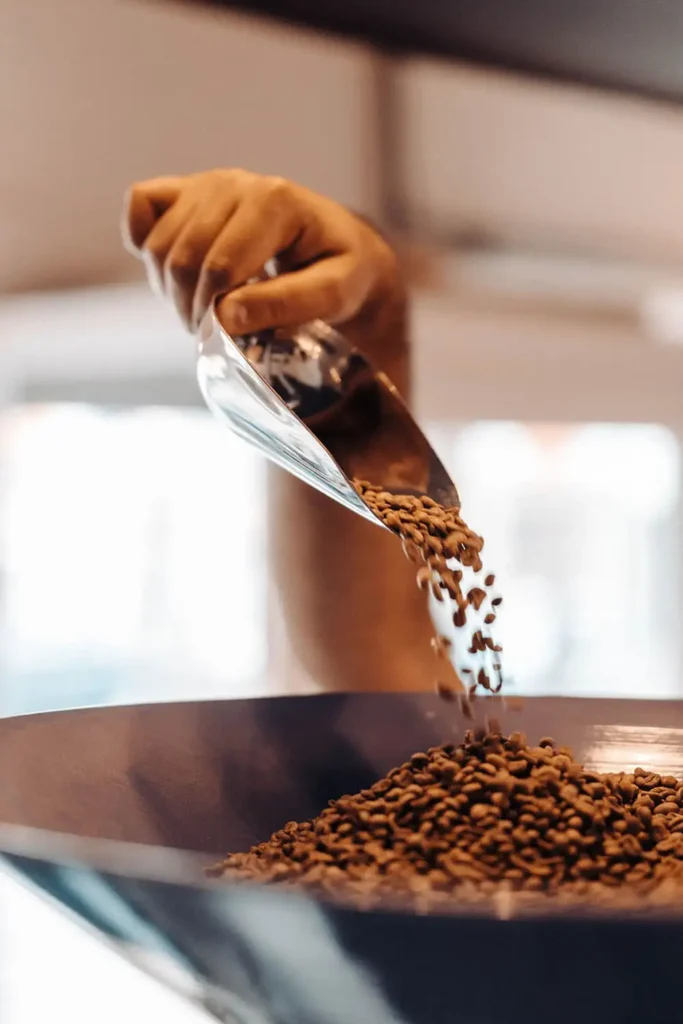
[[122, 168, 402, 342]]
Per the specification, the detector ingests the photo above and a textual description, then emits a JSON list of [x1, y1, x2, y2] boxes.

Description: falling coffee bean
[[435, 680, 458, 702], [353, 480, 505, 702]]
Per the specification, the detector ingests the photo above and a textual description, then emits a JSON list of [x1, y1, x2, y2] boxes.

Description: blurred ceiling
[[187, 0, 683, 105], [4, 0, 683, 297]]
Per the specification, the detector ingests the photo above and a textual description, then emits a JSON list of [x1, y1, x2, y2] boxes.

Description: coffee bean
[[212, 729, 683, 912], [211, 481, 683, 913], [416, 566, 431, 591], [401, 539, 420, 563], [467, 588, 487, 611], [435, 679, 459, 702], [352, 481, 505, 701], [453, 608, 467, 628], [459, 696, 474, 720]]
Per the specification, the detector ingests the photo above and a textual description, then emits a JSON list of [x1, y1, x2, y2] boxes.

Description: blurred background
[[2, 0, 683, 1019]]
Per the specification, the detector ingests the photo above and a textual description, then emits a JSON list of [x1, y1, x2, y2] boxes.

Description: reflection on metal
[[2, 696, 683, 1022], [584, 724, 683, 776], [197, 302, 459, 525]]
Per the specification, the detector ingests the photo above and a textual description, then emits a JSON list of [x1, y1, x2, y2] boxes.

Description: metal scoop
[[197, 293, 459, 524]]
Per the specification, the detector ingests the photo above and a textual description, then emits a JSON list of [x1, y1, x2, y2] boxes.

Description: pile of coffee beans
[[353, 480, 503, 710], [211, 729, 683, 910], [211, 482, 683, 910]]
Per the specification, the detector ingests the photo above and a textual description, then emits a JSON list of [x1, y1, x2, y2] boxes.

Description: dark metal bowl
[[1, 693, 683, 1023]]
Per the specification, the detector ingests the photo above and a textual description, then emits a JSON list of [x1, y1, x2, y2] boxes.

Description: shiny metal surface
[[197, 304, 459, 527], [2, 695, 683, 1023]]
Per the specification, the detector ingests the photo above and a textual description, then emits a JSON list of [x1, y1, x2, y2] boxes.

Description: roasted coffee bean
[[401, 539, 420, 563], [459, 696, 475, 720], [212, 732, 683, 912], [453, 608, 467, 628], [416, 566, 431, 591], [477, 668, 491, 691], [658, 802, 679, 815], [467, 588, 487, 611], [353, 480, 504, 700], [436, 680, 459, 702]]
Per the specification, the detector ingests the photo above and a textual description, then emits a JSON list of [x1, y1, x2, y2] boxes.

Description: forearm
[[267, 285, 437, 693]]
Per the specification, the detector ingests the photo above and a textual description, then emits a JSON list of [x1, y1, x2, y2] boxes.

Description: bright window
[[429, 421, 682, 697], [0, 403, 268, 714]]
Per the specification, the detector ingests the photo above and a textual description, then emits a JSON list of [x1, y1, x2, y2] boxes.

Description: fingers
[[192, 195, 300, 329], [122, 177, 183, 253], [164, 193, 239, 327], [216, 255, 372, 336], [121, 172, 385, 342], [141, 195, 199, 296]]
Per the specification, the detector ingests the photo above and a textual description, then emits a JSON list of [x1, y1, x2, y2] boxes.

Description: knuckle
[[212, 167, 238, 185], [262, 175, 293, 206], [217, 166, 248, 179], [214, 167, 252, 190], [128, 181, 146, 204], [209, 169, 296, 209]]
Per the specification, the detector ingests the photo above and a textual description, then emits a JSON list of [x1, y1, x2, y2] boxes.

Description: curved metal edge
[[3, 821, 683, 928], [0, 822, 215, 888], [3, 694, 683, 924], [197, 305, 385, 529], [198, 303, 459, 520]]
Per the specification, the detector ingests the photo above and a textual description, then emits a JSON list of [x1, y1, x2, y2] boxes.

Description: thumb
[[217, 255, 371, 335]]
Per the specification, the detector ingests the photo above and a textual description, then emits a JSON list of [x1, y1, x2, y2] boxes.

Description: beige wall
[[401, 61, 683, 265], [5, 0, 683, 297], [0, 0, 376, 292]]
